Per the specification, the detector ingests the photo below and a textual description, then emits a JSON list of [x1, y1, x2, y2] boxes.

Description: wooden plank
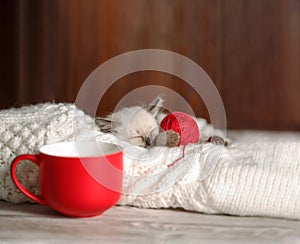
[[0, 0, 19, 108], [1, 0, 300, 130], [0, 201, 299, 243], [279, 0, 300, 129], [220, 0, 281, 129]]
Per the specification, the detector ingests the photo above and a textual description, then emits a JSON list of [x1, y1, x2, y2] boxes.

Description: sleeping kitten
[[96, 97, 178, 148], [96, 96, 227, 148]]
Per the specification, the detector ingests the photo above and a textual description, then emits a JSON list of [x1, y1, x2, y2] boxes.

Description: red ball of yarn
[[160, 112, 200, 146]]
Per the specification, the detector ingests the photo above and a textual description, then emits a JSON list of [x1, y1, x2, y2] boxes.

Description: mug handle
[[10, 154, 46, 205]]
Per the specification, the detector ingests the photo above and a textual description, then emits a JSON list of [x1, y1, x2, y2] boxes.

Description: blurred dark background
[[0, 0, 299, 130]]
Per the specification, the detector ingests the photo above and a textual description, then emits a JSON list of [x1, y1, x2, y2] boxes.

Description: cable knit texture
[[0, 103, 96, 203], [96, 130, 300, 220], [116, 141, 300, 220], [0, 103, 299, 220]]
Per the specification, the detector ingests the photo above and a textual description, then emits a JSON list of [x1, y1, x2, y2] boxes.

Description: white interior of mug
[[40, 141, 121, 157]]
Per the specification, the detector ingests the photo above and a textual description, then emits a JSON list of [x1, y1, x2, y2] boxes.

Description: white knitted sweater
[[1, 103, 299, 220], [0, 103, 96, 203]]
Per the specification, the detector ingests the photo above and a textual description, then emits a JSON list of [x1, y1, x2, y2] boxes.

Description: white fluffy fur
[[96, 97, 163, 148]]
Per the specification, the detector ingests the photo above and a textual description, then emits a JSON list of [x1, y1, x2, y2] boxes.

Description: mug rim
[[39, 141, 122, 158]]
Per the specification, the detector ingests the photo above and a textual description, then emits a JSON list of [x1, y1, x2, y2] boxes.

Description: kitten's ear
[[95, 117, 113, 133], [147, 96, 164, 117]]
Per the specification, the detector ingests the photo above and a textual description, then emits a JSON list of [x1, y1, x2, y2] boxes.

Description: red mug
[[11, 141, 123, 217]]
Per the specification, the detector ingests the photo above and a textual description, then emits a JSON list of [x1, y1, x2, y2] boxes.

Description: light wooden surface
[[0, 201, 299, 243]]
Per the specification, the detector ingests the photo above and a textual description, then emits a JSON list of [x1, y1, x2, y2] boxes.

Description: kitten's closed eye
[[129, 136, 151, 148]]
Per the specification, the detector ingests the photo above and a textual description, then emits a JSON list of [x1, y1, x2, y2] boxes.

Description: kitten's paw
[[155, 130, 180, 147], [207, 136, 228, 146]]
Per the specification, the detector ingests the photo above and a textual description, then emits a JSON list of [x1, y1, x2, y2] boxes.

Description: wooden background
[[0, 0, 299, 130]]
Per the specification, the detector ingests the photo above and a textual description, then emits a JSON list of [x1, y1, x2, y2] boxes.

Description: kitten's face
[[96, 97, 163, 148], [127, 109, 159, 148]]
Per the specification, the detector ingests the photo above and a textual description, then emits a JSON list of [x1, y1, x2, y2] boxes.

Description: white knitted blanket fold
[[1, 103, 299, 220], [117, 141, 300, 220]]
